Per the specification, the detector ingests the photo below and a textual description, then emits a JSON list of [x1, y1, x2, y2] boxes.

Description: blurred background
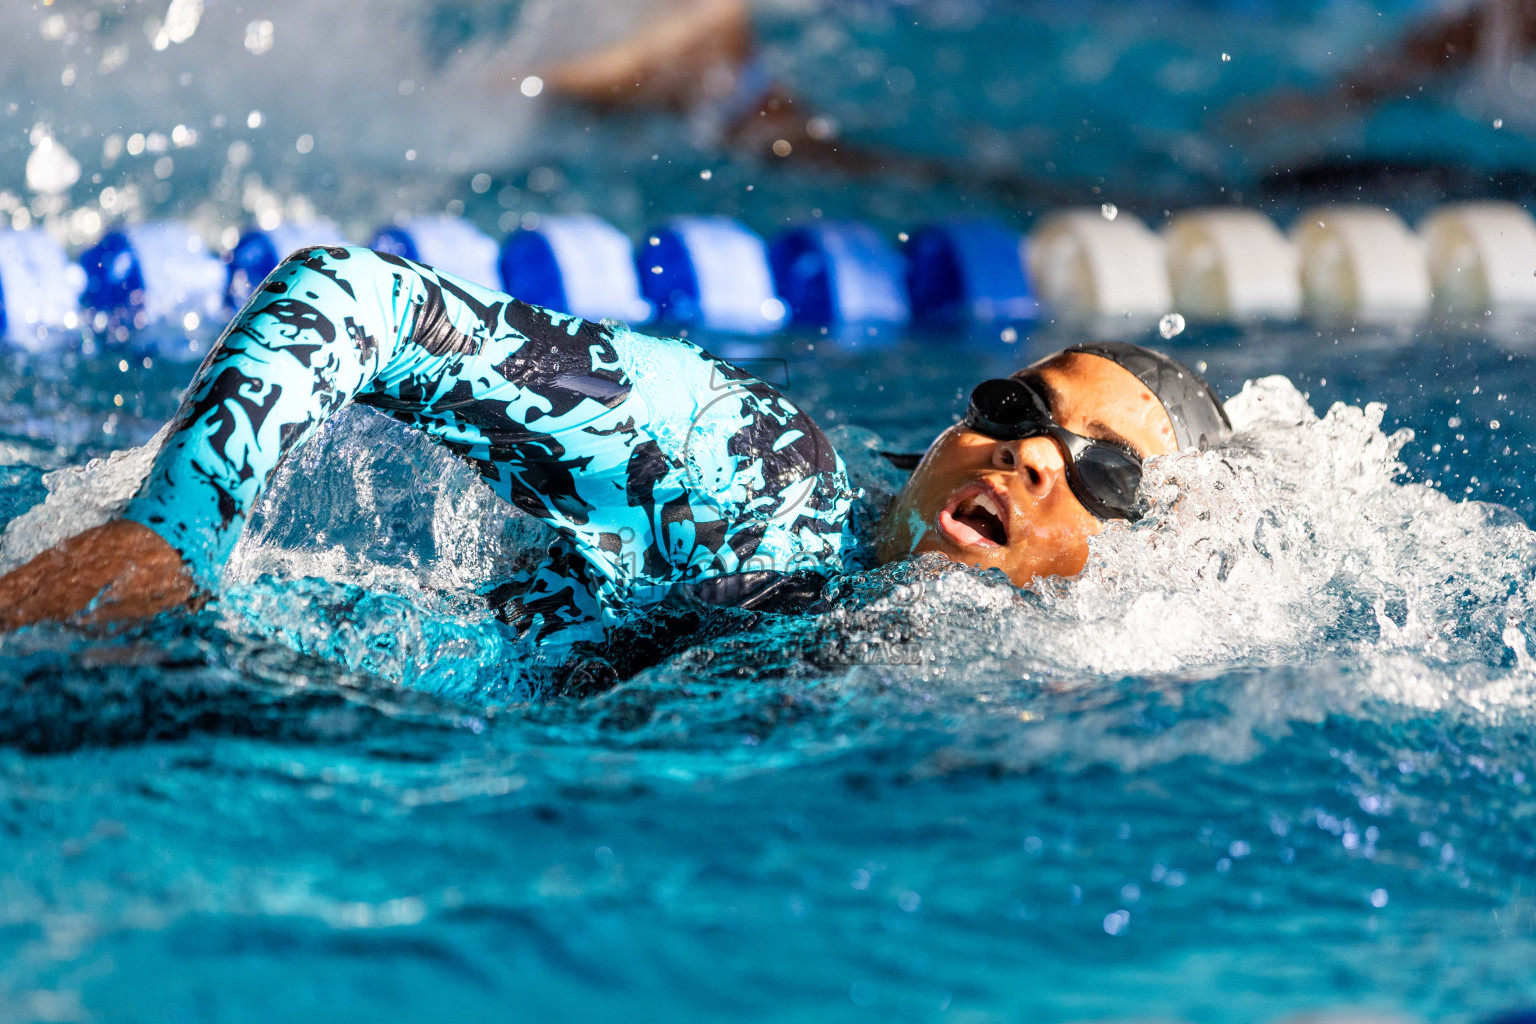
[[6, 0, 1536, 247]]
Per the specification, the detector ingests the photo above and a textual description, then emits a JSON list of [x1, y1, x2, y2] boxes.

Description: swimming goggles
[[962, 376, 1145, 522]]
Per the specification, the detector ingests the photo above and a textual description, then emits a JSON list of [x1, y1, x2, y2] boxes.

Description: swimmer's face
[[875, 351, 1178, 585]]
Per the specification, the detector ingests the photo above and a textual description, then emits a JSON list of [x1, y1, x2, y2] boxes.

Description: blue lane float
[[0, 228, 85, 352], [226, 219, 349, 309], [500, 214, 653, 324], [79, 221, 228, 332], [768, 221, 910, 327], [905, 220, 1037, 325], [369, 215, 501, 291], [638, 216, 787, 335]]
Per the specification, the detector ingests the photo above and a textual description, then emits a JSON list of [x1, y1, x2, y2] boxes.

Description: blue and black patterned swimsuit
[[124, 246, 857, 663]]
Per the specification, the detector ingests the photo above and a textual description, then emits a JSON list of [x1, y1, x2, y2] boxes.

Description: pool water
[[8, 1, 1536, 1021], [5, 319, 1536, 1023]]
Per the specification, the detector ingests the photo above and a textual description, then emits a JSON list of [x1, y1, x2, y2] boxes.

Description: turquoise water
[[6, 323, 1536, 1023], [7, 2, 1536, 1022]]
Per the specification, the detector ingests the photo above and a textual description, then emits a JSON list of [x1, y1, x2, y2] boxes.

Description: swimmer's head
[[875, 343, 1230, 585]]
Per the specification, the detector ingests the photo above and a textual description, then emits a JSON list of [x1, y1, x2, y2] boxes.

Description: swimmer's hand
[[539, 0, 752, 112], [0, 520, 195, 631]]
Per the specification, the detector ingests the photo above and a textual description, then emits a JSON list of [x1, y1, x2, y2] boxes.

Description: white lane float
[[1291, 206, 1431, 321], [1163, 208, 1301, 320], [1420, 201, 1536, 318], [500, 214, 653, 324], [0, 228, 85, 351], [1025, 209, 1171, 320]]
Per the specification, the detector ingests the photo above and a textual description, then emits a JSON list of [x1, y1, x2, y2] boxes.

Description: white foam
[[821, 375, 1536, 747]]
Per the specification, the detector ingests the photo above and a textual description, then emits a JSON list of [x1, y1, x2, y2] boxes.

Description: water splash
[[810, 377, 1536, 688], [561, 375, 1536, 768], [0, 424, 169, 573], [8, 374, 1536, 767]]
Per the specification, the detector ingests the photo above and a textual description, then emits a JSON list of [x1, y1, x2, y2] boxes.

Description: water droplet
[[1100, 202, 1118, 221], [245, 20, 275, 55], [1159, 313, 1186, 339]]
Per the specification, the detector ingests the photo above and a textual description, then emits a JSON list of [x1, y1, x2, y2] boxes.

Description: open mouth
[[937, 483, 1010, 549]]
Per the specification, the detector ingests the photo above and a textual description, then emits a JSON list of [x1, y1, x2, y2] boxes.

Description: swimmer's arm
[[1334, 6, 1481, 107], [0, 245, 632, 631], [539, 0, 753, 111], [0, 520, 194, 630], [1, 246, 421, 629]]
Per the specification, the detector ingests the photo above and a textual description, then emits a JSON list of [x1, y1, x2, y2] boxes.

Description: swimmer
[[527, 0, 1062, 195], [0, 248, 1229, 673], [532, 0, 867, 169]]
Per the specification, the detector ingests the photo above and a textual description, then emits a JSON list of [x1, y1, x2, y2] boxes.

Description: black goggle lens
[[1071, 443, 1142, 516], [966, 377, 1050, 435]]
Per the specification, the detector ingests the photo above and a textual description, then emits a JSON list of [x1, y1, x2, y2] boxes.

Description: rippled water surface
[[4, 319, 1536, 1023]]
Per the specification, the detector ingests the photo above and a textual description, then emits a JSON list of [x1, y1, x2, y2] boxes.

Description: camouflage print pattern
[[125, 246, 856, 658]]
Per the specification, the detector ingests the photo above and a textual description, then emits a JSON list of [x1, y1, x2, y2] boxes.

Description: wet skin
[[0, 519, 194, 629], [0, 351, 1178, 628], [874, 351, 1179, 585]]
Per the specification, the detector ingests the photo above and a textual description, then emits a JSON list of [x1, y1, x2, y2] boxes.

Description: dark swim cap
[[1046, 342, 1232, 451]]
